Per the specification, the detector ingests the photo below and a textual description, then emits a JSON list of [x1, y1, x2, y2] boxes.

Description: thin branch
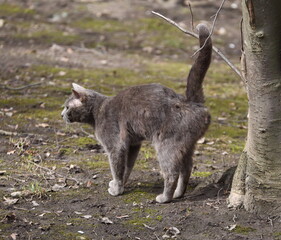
[[192, 0, 226, 57], [187, 2, 194, 31], [151, 11, 244, 81], [0, 129, 18, 136], [152, 11, 198, 38], [0, 82, 42, 90], [80, 127, 96, 140]]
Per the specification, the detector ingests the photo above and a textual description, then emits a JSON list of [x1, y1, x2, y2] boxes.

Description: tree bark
[[228, 0, 281, 215]]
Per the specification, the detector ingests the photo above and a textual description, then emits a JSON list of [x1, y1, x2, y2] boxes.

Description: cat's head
[[61, 83, 93, 123]]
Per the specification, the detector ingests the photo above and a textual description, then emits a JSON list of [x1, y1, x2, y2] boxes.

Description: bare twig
[[143, 223, 156, 231], [0, 82, 42, 90], [151, 11, 244, 81], [192, 0, 226, 57], [0, 129, 18, 136], [80, 127, 96, 140], [27, 160, 80, 184], [154, 233, 161, 240], [187, 2, 194, 31]]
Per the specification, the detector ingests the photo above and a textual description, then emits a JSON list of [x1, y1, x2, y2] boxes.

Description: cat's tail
[[185, 23, 212, 103]]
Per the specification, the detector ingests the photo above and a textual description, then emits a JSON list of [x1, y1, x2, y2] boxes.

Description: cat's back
[[115, 83, 184, 104]]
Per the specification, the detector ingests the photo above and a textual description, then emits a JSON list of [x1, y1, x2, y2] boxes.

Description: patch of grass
[[23, 181, 47, 198], [0, 3, 35, 17], [73, 18, 128, 33], [124, 206, 163, 229], [80, 154, 109, 170], [139, 18, 197, 50], [136, 145, 156, 170], [123, 185, 155, 204], [232, 225, 256, 235], [15, 30, 80, 45], [58, 147, 74, 156], [192, 171, 212, 178], [44, 224, 91, 240], [274, 232, 281, 240]]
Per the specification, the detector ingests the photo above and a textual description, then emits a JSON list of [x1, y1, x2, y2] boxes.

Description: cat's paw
[[108, 180, 124, 196], [173, 189, 184, 199], [156, 194, 171, 203]]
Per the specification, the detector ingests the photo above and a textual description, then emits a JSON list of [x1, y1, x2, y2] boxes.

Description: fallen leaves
[[3, 197, 19, 206], [100, 217, 113, 224], [162, 227, 180, 239], [35, 123, 50, 128]]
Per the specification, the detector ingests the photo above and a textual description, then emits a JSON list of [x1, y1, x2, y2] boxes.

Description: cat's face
[[61, 83, 89, 123]]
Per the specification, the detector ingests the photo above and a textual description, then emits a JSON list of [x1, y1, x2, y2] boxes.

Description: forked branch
[[151, 11, 244, 81]]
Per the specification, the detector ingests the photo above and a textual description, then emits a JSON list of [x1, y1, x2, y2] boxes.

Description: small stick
[[0, 129, 18, 136], [151, 11, 244, 81], [187, 2, 195, 31], [80, 127, 96, 139], [0, 82, 42, 90], [192, 0, 226, 57]]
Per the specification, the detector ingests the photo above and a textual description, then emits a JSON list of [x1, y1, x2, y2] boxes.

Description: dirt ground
[[1, 0, 281, 239]]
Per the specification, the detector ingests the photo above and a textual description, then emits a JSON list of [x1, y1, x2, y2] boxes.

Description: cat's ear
[[72, 83, 87, 100]]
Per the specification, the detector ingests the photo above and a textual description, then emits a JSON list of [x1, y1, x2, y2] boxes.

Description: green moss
[[43, 224, 91, 240], [232, 225, 256, 234], [139, 18, 197, 50], [192, 171, 212, 178], [15, 30, 80, 45], [0, 223, 10, 232], [23, 181, 47, 197], [274, 232, 281, 240], [73, 18, 128, 32], [59, 147, 74, 156], [123, 186, 155, 204], [0, 3, 35, 17], [50, 188, 93, 201], [75, 137, 97, 146], [72, 16, 197, 53], [84, 158, 109, 169], [124, 205, 162, 229]]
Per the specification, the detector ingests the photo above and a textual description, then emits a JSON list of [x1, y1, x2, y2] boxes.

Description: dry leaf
[[36, 123, 50, 128], [163, 227, 180, 239], [58, 71, 66, 76], [32, 201, 39, 206], [10, 190, 31, 198], [227, 224, 237, 231], [3, 197, 19, 205], [10, 233, 18, 240], [197, 137, 206, 144], [56, 131, 66, 136], [51, 184, 65, 192], [7, 150, 16, 155], [101, 217, 113, 224]]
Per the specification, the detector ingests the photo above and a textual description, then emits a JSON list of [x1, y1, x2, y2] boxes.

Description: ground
[[0, 0, 281, 239]]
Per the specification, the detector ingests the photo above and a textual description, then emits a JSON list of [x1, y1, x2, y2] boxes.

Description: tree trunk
[[228, 0, 281, 215]]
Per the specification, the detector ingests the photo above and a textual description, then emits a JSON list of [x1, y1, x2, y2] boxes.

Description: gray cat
[[61, 23, 212, 203]]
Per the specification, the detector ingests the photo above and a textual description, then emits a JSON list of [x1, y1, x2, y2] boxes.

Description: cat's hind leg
[[108, 147, 128, 196], [155, 145, 180, 203], [173, 150, 193, 199], [124, 144, 141, 185]]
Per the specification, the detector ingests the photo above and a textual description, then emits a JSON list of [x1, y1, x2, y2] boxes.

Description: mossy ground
[[0, 0, 279, 239]]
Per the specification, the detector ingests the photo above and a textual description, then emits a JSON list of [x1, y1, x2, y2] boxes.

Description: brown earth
[[0, 0, 281, 239]]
